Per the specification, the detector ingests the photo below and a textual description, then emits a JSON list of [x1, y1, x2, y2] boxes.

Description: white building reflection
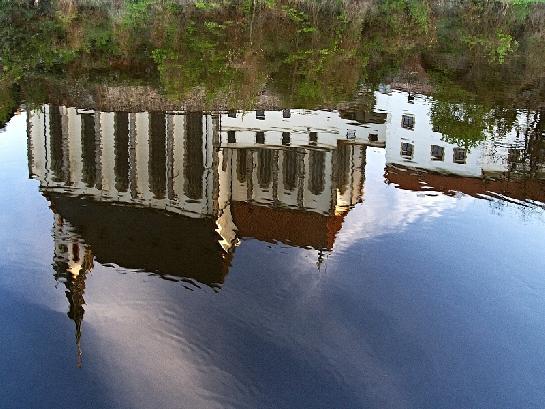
[[27, 97, 545, 288], [27, 105, 373, 283], [376, 91, 545, 202], [28, 107, 218, 217], [28, 105, 376, 366], [378, 91, 521, 177], [25, 97, 544, 368]]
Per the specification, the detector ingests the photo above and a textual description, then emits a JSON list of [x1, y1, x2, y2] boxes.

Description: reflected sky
[[1, 93, 545, 409]]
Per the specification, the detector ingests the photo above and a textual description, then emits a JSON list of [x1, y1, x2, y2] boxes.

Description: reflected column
[[67, 108, 82, 188], [184, 112, 204, 201], [100, 112, 116, 196], [149, 112, 167, 200], [135, 112, 152, 201], [114, 112, 130, 194]]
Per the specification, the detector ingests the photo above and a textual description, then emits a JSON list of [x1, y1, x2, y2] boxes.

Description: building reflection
[[52, 214, 93, 368], [27, 99, 545, 288], [27, 105, 371, 282], [26, 97, 545, 366], [27, 105, 374, 364], [218, 143, 364, 250], [376, 91, 545, 202]]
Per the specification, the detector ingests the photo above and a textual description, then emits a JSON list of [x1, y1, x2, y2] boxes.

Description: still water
[[2, 1, 545, 408], [1, 89, 545, 409]]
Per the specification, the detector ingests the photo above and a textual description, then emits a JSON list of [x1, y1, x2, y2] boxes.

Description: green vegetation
[[0, 0, 544, 144]]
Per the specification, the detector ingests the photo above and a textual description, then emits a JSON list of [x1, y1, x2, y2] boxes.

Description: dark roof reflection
[[47, 192, 232, 287], [386, 164, 545, 204]]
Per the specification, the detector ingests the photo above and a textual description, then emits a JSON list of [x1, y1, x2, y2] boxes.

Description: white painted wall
[[220, 110, 386, 149], [377, 90, 524, 177]]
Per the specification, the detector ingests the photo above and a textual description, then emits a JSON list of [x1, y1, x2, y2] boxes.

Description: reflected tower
[[51, 214, 93, 368]]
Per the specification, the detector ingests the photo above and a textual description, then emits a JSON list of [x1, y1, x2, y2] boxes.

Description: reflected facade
[[378, 91, 545, 202], [27, 106, 371, 286], [27, 95, 545, 294], [25, 94, 545, 368]]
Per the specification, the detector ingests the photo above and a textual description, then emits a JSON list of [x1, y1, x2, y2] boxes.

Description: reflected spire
[[51, 215, 93, 368]]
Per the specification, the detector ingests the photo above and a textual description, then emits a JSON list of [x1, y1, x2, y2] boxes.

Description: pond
[[1, 1, 545, 409]]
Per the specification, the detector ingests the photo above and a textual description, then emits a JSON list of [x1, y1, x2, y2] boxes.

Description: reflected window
[[283, 149, 297, 191], [49, 106, 66, 182], [236, 149, 248, 183], [228, 110, 237, 118], [227, 130, 236, 144], [309, 150, 325, 195], [256, 110, 265, 120], [81, 113, 97, 188], [508, 148, 522, 163], [453, 148, 467, 164], [282, 109, 291, 119], [149, 112, 166, 199], [282, 132, 290, 146], [368, 133, 378, 142], [401, 142, 414, 159], [401, 114, 415, 130], [257, 149, 273, 188], [184, 112, 204, 200], [431, 145, 444, 161], [256, 131, 265, 144], [334, 142, 350, 195], [310, 132, 318, 145], [114, 112, 130, 192], [72, 243, 80, 263]]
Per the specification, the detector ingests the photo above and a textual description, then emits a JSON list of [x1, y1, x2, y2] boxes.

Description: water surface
[[1, 90, 545, 408], [1, 1, 545, 408]]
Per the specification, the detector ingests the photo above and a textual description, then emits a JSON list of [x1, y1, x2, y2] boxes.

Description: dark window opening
[[401, 142, 414, 159], [401, 114, 415, 130], [149, 112, 166, 199], [283, 150, 297, 191], [184, 112, 204, 200], [282, 132, 290, 146], [81, 113, 97, 188], [453, 148, 467, 164], [114, 112, 130, 192], [309, 150, 325, 195], [508, 148, 522, 163], [256, 131, 265, 144], [257, 149, 273, 188], [49, 106, 66, 182], [227, 130, 236, 144], [72, 243, 80, 263], [334, 142, 350, 195], [236, 149, 248, 183], [431, 145, 444, 161]]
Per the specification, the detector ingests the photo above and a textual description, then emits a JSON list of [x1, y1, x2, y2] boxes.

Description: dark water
[[2, 1, 545, 408], [1, 90, 545, 409]]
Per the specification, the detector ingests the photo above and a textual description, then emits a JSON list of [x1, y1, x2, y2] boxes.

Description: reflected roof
[[386, 165, 545, 204], [46, 192, 232, 287], [231, 201, 345, 251]]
